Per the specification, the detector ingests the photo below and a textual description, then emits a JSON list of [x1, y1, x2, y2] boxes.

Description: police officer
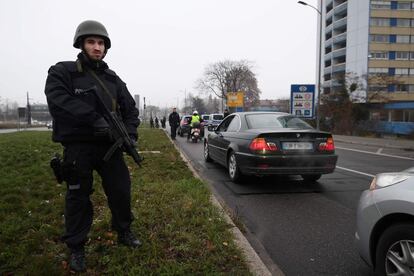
[[187, 110, 201, 140], [168, 107, 180, 140], [45, 20, 141, 272]]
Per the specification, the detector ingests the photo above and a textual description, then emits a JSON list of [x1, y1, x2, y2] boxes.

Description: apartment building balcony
[[332, 63, 346, 73], [334, 1, 347, 16], [324, 66, 332, 75], [333, 17, 347, 29], [332, 32, 347, 44], [332, 48, 346, 58], [323, 80, 332, 87], [324, 51, 332, 61]]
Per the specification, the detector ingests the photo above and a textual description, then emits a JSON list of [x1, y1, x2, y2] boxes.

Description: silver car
[[356, 168, 414, 275]]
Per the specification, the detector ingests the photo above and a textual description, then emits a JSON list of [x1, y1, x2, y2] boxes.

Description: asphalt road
[[168, 127, 414, 276]]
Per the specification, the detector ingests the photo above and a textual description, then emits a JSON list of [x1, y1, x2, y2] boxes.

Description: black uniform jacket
[[168, 112, 180, 127], [45, 53, 139, 143]]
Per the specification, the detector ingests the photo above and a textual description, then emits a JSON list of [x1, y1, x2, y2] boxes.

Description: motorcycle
[[189, 122, 201, 143]]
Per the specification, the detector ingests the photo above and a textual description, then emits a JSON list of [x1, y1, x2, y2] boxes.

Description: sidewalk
[[333, 134, 414, 151]]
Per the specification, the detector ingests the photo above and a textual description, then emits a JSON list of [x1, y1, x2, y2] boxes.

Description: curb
[[333, 136, 414, 151], [164, 130, 281, 276]]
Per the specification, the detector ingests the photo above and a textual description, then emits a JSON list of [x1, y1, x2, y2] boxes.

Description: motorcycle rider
[[187, 110, 201, 141]]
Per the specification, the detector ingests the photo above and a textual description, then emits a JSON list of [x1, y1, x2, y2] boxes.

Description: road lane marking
[[336, 146, 414, 161], [336, 166, 375, 178], [376, 148, 383, 154]]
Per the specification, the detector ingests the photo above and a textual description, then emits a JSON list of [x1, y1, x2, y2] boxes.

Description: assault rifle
[[100, 106, 143, 167], [90, 82, 143, 167]]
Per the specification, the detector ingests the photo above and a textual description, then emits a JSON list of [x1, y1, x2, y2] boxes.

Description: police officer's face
[[83, 36, 105, 61]]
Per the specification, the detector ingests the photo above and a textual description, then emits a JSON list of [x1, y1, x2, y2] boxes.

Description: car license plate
[[282, 142, 313, 150]]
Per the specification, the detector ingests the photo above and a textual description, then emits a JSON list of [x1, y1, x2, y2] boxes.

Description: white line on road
[[336, 166, 375, 178], [336, 146, 414, 161], [376, 148, 383, 154]]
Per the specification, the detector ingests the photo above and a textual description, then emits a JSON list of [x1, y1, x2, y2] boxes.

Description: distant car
[[356, 168, 414, 275], [207, 113, 224, 127], [46, 121, 53, 129], [204, 112, 338, 182], [201, 114, 210, 122], [177, 115, 192, 137]]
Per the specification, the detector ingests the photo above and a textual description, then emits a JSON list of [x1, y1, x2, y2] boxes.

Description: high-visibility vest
[[191, 115, 200, 127]]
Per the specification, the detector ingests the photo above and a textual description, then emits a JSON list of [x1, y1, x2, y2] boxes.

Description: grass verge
[[0, 128, 251, 275]]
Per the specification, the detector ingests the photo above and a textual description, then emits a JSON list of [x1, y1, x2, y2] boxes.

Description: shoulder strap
[[86, 69, 117, 112]]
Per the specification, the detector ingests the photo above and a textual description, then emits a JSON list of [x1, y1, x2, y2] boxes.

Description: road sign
[[290, 84, 315, 118], [18, 107, 26, 118], [227, 92, 244, 107]]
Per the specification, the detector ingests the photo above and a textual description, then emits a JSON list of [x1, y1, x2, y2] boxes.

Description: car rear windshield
[[212, 114, 223, 120], [245, 114, 313, 129]]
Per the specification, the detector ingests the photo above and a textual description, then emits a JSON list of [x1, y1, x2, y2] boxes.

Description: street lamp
[[298, 0, 322, 130]]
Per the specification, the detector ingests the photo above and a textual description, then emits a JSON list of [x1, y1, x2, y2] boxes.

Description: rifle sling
[[87, 69, 117, 112]]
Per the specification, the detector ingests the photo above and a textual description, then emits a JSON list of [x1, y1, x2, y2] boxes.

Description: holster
[[50, 153, 64, 183]]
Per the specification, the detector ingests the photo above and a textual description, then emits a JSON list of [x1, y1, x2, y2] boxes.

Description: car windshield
[[245, 114, 313, 129], [212, 114, 223, 120]]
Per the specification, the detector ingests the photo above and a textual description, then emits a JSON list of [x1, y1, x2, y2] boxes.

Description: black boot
[[69, 248, 86, 272], [118, 230, 142, 248]]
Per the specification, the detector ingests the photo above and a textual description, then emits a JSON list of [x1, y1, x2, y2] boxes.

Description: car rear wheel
[[204, 141, 212, 162], [178, 128, 183, 137], [228, 151, 242, 183], [301, 174, 322, 182], [375, 223, 414, 276]]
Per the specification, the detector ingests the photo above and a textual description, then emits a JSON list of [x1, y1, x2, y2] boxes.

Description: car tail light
[[249, 138, 278, 153], [318, 137, 335, 152]]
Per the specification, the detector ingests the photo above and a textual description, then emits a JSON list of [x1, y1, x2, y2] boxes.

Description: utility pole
[[26, 92, 32, 125], [298, 0, 322, 130]]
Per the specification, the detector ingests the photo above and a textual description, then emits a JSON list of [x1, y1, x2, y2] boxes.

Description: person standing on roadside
[[223, 108, 230, 118], [44, 20, 141, 273], [168, 107, 180, 140]]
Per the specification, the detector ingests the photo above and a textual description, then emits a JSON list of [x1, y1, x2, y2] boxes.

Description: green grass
[[0, 128, 251, 275]]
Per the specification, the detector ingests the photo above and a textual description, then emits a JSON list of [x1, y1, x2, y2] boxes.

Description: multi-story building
[[318, 0, 414, 135]]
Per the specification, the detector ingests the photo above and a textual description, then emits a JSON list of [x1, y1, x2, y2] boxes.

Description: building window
[[371, 18, 390, 27], [403, 110, 414, 122], [370, 34, 389, 43], [370, 51, 389, 59], [396, 51, 409, 60], [410, 68, 414, 75], [371, 1, 391, 9], [369, 85, 388, 92], [395, 68, 409, 75], [411, 52, 414, 60], [397, 2, 411, 10], [409, 84, 414, 92], [396, 84, 409, 92], [396, 18, 411, 27], [396, 35, 410, 43], [369, 67, 389, 74], [370, 110, 388, 121]]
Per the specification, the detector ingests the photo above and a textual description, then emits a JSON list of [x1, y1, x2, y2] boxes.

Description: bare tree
[[196, 60, 261, 111], [320, 72, 369, 134]]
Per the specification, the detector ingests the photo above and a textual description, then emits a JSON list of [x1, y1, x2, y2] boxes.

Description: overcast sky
[[0, 0, 318, 109]]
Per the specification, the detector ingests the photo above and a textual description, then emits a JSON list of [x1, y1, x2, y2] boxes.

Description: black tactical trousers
[[170, 125, 177, 138], [61, 142, 133, 250]]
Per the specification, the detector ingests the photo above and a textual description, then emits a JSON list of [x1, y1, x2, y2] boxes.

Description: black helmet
[[73, 20, 111, 49]]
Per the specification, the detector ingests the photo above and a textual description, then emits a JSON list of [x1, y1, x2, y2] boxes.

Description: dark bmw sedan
[[204, 112, 338, 182]]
